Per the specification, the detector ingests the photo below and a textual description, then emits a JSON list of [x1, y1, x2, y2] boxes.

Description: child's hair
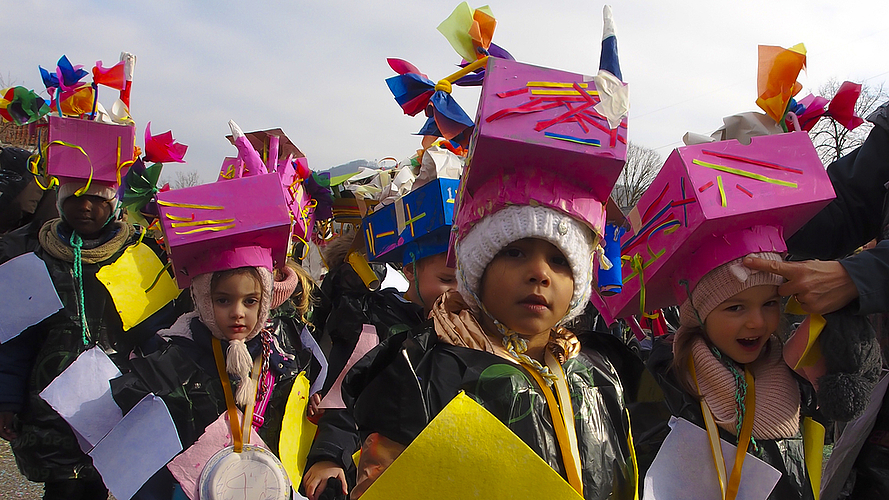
[[211, 266, 264, 295], [284, 260, 317, 325], [321, 228, 355, 274]]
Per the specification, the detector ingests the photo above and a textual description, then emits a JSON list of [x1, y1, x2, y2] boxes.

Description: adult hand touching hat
[[743, 256, 859, 315]]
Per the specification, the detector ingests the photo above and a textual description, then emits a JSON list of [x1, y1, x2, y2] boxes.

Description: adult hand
[[743, 256, 859, 315], [0, 412, 17, 441], [303, 461, 347, 500]]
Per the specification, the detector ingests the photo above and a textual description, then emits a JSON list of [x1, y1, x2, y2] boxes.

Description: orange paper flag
[[756, 44, 806, 123]]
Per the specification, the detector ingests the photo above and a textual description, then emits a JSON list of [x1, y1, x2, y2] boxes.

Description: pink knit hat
[[678, 252, 784, 327], [271, 265, 299, 309]]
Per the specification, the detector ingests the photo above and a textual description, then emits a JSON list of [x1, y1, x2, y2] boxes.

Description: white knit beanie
[[56, 180, 120, 217], [456, 204, 595, 324], [679, 252, 784, 328]]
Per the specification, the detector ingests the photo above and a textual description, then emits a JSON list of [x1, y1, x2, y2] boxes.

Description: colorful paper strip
[[543, 132, 601, 146], [693, 159, 798, 188]]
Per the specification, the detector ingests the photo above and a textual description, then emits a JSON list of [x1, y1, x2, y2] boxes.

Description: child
[[341, 203, 635, 500], [596, 131, 841, 498], [646, 253, 817, 499], [0, 175, 181, 500], [303, 175, 459, 499]]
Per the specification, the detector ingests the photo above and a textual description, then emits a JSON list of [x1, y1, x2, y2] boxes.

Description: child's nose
[[745, 309, 765, 329], [526, 254, 551, 285]]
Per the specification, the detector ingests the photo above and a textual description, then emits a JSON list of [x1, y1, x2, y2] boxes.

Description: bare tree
[[163, 169, 203, 190], [808, 79, 887, 165], [611, 141, 662, 208]]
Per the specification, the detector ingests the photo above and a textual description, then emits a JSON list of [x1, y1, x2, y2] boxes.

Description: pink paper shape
[[47, 115, 135, 185], [600, 132, 835, 320], [156, 174, 291, 288], [167, 411, 268, 500], [318, 325, 379, 410], [456, 58, 626, 236], [783, 316, 827, 390]]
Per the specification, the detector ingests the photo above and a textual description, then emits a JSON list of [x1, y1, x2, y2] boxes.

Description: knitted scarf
[[430, 290, 581, 364], [38, 219, 133, 264], [691, 336, 800, 440]]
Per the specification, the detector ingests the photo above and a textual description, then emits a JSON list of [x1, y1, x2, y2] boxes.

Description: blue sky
[[6, 0, 888, 182]]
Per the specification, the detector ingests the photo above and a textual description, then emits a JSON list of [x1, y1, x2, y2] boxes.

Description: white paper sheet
[[644, 417, 781, 500], [0, 252, 63, 343], [89, 394, 182, 500], [39, 346, 122, 452]]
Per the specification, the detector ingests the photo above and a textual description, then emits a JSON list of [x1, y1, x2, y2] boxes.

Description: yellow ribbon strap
[[692, 159, 798, 188], [524, 358, 584, 496], [212, 338, 263, 453], [802, 417, 824, 500], [42, 140, 93, 195], [213, 338, 243, 453], [690, 357, 755, 500]]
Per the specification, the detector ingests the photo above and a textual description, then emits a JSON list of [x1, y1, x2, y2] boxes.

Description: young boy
[[303, 176, 459, 500]]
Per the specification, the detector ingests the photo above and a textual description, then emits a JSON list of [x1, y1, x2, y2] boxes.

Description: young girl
[[646, 252, 817, 499], [342, 204, 635, 500]]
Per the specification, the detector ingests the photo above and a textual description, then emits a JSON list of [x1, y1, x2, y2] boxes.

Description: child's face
[[211, 272, 262, 341], [403, 253, 457, 310], [704, 285, 781, 364], [62, 194, 112, 237], [480, 238, 574, 337]]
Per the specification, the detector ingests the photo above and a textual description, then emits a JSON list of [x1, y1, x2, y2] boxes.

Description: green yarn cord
[[711, 346, 759, 453], [69, 232, 90, 346]]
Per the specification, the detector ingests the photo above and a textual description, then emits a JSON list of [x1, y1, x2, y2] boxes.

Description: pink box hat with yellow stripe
[[156, 173, 291, 289], [599, 132, 835, 321], [46, 115, 136, 186]]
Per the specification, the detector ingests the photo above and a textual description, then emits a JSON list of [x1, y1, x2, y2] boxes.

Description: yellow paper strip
[[164, 214, 194, 222], [171, 218, 235, 228], [376, 230, 395, 238], [157, 200, 225, 210], [527, 81, 589, 88], [174, 224, 235, 235], [693, 159, 798, 188], [717, 176, 727, 207], [530, 89, 600, 96]]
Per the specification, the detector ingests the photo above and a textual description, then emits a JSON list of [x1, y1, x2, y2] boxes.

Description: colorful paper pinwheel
[[0, 86, 50, 125], [144, 123, 188, 164], [39, 55, 89, 101], [386, 58, 483, 140]]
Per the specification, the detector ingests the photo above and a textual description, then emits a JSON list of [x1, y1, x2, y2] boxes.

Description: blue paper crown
[[363, 178, 459, 265]]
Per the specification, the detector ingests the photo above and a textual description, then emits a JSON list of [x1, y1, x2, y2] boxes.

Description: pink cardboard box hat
[[597, 132, 835, 321], [46, 115, 136, 186], [454, 57, 627, 241], [157, 173, 291, 289]]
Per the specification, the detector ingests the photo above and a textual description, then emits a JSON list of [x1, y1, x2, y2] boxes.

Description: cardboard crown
[[157, 173, 291, 288], [46, 115, 136, 186], [598, 132, 835, 321], [453, 57, 628, 244], [364, 178, 458, 265]]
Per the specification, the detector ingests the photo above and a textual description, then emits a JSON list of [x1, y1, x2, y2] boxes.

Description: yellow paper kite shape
[[361, 391, 583, 500], [437, 3, 495, 62], [279, 372, 318, 490], [95, 242, 180, 330]]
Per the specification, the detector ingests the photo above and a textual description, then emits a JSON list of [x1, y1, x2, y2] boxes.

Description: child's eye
[[214, 297, 229, 305], [244, 298, 259, 306], [550, 255, 570, 267], [724, 304, 743, 312], [439, 276, 455, 284], [764, 300, 780, 308], [500, 247, 523, 258]]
